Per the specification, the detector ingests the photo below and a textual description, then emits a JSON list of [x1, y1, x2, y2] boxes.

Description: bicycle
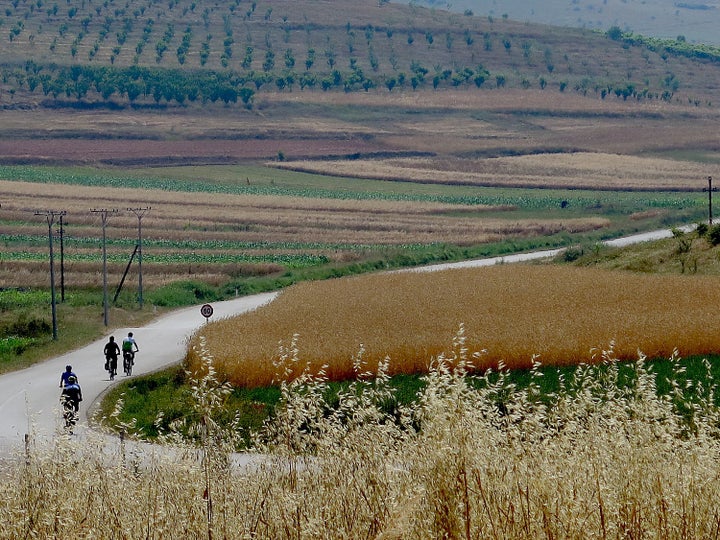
[[123, 349, 135, 376], [62, 398, 78, 432], [61, 375, 82, 434]]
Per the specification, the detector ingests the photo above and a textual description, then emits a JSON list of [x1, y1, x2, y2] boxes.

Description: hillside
[[408, 0, 720, 46], [1, 0, 720, 114]]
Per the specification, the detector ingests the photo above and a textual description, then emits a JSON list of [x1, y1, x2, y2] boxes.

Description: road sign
[[200, 303, 214, 319]]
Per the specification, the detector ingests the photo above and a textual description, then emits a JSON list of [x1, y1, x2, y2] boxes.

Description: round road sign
[[200, 304, 214, 318]]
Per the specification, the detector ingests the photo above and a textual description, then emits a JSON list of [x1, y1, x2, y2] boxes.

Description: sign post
[[200, 303, 214, 323]]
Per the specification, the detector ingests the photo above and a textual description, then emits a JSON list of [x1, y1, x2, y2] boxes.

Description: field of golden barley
[[273, 151, 714, 191], [187, 264, 720, 388]]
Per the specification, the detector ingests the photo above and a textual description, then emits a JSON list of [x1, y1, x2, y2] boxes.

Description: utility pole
[[128, 207, 150, 308], [35, 210, 66, 340], [91, 208, 117, 327], [704, 176, 718, 225], [57, 214, 65, 302]]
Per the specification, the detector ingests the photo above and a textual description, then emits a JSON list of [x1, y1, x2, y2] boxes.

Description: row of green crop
[[0, 250, 329, 268], [0, 165, 705, 210], [0, 233, 419, 253], [0, 288, 51, 310]]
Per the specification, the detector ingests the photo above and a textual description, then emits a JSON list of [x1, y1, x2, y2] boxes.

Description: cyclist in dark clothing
[[61, 375, 83, 433], [104, 336, 120, 380], [59, 365, 77, 388]]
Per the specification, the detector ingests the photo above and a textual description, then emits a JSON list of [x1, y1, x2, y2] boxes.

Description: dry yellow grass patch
[[269, 88, 687, 114], [273, 151, 713, 191], [188, 265, 720, 388]]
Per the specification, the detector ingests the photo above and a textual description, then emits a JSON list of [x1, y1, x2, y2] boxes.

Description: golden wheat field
[[273, 151, 714, 191], [187, 264, 720, 388]]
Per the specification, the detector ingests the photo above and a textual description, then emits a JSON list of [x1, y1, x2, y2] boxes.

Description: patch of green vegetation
[[0, 165, 705, 212], [0, 288, 50, 310], [558, 225, 720, 275], [147, 280, 221, 307], [100, 365, 279, 448], [102, 352, 720, 449], [0, 336, 39, 357]]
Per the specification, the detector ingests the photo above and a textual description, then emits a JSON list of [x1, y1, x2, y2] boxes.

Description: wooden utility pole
[[91, 208, 117, 326], [704, 176, 717, 224], [58, 214, 65, 302], [128, 207, 150, 308], [35, 210, 66, 340]]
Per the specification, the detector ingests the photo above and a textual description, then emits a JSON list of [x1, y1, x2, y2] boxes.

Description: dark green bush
[[2, 315, 51, 338], [707, 224, 720, 246], [146, 280, 220, 307]]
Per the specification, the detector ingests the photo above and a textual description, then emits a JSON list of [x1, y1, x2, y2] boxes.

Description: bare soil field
[[2, 90, 719, 166], [0, 138, 384, 165]]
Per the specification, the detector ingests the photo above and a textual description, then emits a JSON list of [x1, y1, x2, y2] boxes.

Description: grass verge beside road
[[99, 351, 720, 451]]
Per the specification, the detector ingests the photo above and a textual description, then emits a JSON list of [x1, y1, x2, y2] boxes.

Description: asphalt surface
[[0, 292, 277, 455], [0, 226, 691, 456]]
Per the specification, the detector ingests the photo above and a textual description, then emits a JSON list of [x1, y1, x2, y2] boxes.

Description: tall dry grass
[[188, 264, 720, 388], [4, 340, 720, 538]]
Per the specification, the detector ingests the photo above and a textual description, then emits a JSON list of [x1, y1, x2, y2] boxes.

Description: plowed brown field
[[0, 138, 384, 165]]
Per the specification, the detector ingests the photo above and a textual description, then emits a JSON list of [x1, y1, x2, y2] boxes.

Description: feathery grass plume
[[255, 336, 415, 538], [187, 336, 242, 539], [7, 333, 720, 537]]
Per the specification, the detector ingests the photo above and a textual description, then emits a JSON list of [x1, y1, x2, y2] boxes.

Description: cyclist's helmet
[[66, 365, 72, 371], [67, 375, 77, 384]]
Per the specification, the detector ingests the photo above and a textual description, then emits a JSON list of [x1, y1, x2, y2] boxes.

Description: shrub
[[1, 315, 50, 338], [147, 280, 220, 306], [562, 245, 584, 262], [708, 223, 720, 246]]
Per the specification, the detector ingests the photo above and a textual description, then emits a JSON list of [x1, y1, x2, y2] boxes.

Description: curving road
[[0, 293, 277, 455], [0, 226, 691, 456]]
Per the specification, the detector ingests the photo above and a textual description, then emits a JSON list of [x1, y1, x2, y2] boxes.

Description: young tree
[[305, 48, 315, 70]]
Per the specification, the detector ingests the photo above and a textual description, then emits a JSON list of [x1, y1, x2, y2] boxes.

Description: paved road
[[0, 293, 277, 455], [408, 226, 690, 273], [0, 226, 693, 456]]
